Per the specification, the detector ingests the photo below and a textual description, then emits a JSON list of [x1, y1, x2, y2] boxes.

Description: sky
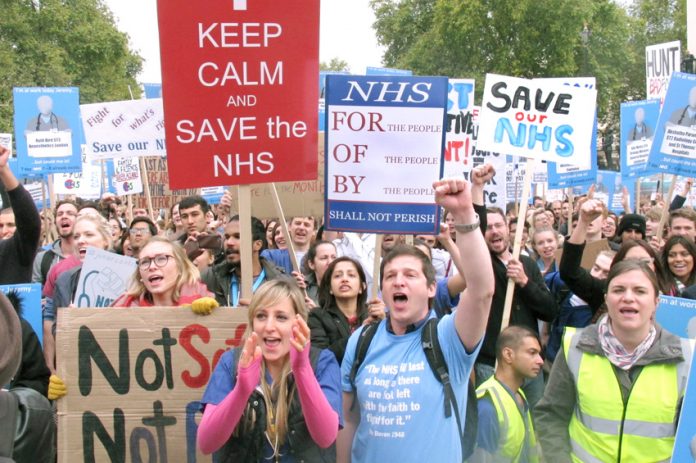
[[102, 0, 385, 83]]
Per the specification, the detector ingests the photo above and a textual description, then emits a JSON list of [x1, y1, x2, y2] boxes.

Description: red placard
[[157, 0, 320, 189]]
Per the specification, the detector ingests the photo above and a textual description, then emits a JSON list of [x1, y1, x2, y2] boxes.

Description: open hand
[[239, 332, 262, 369]]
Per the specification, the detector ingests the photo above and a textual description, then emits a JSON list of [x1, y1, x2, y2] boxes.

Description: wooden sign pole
[[139, 157, 155, 222], [501, 158, 537, 331], [238, 185, 254, 301], [371, 235, 384, 300], [270, 183, 300, 273], [656, 175, 678, 241], [567, 188, 574, 236]]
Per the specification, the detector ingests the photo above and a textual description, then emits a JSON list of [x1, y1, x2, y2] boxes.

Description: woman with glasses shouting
[[112, 237, 217, 310]]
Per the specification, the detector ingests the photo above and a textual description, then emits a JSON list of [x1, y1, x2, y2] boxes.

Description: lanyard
[[230, 269, 266, 306]]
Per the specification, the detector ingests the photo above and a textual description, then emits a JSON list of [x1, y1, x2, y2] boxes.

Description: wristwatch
[[453, 214, 480, 234]]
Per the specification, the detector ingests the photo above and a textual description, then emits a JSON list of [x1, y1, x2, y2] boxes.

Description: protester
[[108, 217, 125, 244], [338, 177, 494, 462], [661, 235, 696, 296], [127, 216, 157, 257], [668, 208, 696, 241], [0, 208, 16, 239], [112, 237, 215, 308], [602, 212, 618, 240], [271, 222, 287, 250], [177, 195, 212, 242], [472, 326, 543, 463], [531, 227, 559, 275], [197, 279, 341, 461], [536, 260, 693, 462], [299, 239, 337, 305], [262, 216, 317, 274], [308, 256, 385, 364], [508, 217, 532, 257], [265, 219, 278, 249], [202, 216, 288, 307], [616, 213, 646, 243], [476, 206, 557, 407], [0, 145, 41, 285]]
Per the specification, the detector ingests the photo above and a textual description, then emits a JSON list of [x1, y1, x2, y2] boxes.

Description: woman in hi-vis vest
[[536, 260, 693, 462]]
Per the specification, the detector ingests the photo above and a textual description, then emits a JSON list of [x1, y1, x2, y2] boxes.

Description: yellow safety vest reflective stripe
[[562, 327, 693, 463], [476, 376, 540, 463]]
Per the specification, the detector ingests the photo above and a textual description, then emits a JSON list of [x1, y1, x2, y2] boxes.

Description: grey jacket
[[535, 321, 691, 463]]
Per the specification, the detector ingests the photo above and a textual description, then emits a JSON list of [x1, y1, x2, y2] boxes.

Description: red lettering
[[179, 324, 211, 388]]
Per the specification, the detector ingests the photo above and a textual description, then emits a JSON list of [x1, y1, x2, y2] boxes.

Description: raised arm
[[433, 178, 494, 351]]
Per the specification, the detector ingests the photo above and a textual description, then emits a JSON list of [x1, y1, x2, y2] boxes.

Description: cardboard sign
[[157, 0, 320, 189], [593, 170, 634, 215], [477, 74, 596, 166], [645, 41, 680, 104], [127, 156, 199, 212], [0, 133, 13, 158], [112, 157, 144, 196], [56, 307, 249, 463], [226, 133, 326, 218], [324, 75, 447, 234], [82, 99, 166, 160], [0, 283, 43, 345], [620, 99, 660, 179], [13, 87, 83, 175], [647, 72, 696, 177], [75, 248, 137, 308], [54, 147, 102, 198]]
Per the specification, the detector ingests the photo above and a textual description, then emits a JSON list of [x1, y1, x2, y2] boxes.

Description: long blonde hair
[[241, 280, 308, 451], [125, 237, 200, 303]]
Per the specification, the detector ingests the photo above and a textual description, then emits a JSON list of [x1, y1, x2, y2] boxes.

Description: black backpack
[[348, 318, 478, 462], [39, 250, 56, 284]]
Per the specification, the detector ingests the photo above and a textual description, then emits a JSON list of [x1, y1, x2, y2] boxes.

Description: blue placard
[[620, 99, 660, 180], [324, 75, 447, 234], [547, 116, 599, 189], [319, 71, 351, 131], [594, 170, 635, 215], [0, 283, 43, 345], [656, 295, 696, 338], [647, 72, 696, 176], [365, 67, 413, 76], [13, 87, 83, 175], [143, 83, 162, 99]]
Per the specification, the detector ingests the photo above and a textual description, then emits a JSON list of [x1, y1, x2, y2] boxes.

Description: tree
[[0, 0, 142, 134], [320, 57, 350, 72], [370, 0, 683, 125]]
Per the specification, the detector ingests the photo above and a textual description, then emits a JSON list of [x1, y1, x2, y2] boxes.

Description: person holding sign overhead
[[198, 279, 342, 462], [536, 260, 694, 462]]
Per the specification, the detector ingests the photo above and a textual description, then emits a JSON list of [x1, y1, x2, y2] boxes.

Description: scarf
[[597, 315, 656, 370]]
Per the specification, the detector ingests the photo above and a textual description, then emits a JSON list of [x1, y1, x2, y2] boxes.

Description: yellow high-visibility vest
[[476, 376, 540, 463], [562, 327, 693, 463]]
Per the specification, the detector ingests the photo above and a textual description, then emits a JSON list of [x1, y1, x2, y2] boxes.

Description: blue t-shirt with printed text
[[341, 311, 482, 462]]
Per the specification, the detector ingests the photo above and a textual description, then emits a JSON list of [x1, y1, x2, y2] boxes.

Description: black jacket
[[0, 185, 41, 285], [478, 253, 558, 366], [558, 241, 606, 312], [11, 320, 50, 397], [308, 305, 366, 365], [202, 257, 289, 306]]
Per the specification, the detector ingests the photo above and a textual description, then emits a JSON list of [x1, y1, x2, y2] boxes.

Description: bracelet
[[453, 214, 480, 234]]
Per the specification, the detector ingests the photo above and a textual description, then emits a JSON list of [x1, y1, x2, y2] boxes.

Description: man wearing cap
[[617, 214, 646, 243]]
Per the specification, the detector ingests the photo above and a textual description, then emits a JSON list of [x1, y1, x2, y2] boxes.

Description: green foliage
[[320, 57, 350, 72], [371, 0, 686, 126], [0, 0, 142, 133]]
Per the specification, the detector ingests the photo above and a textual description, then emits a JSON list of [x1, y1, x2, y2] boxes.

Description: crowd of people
[[1, 140, 696, 462]]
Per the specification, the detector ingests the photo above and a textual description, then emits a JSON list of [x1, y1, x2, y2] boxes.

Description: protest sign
[[0, 133, 18, 186], [226, 133, 326, 218], [13, 87, 83, 175], [112, 157, 144, 196], [673, 350, 696, 463], [0, 133, 12, 158], [365, 67, 413, 76], [54, 147, 102, 198], [647, 72, 696, 177], [645, 41, 680, 104], [656, 295, 696, 338], [593, 170, 635, 215], [157, 0, 320, 189], [129, 156, 199, 212], [200, 186, 226, 205], [0, 283, 42, 345], [319, 71, 351, 131], [143, 83, 162, 99], [75, 248, 137, 308], [324, 75, 447, 233], [443, 81, 507, 208], [56, 307, 249, 463], [81, 99, 166, 160], [477, 74, 596, 166], [620, 99, 660, 179], [25, 181, 49, 210]]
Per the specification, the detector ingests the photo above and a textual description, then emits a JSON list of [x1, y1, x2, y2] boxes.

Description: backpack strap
[[421, 318, 467, 459], [40, 249, 56, 284], [348, 322, 380, 410]]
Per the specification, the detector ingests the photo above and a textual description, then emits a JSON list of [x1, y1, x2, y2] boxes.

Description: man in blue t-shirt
[[339, 176, 495, 462]]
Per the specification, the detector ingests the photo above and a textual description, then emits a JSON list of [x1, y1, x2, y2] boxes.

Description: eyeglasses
[[138, 254, 174, 270], [129, 227, 152, 236]]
